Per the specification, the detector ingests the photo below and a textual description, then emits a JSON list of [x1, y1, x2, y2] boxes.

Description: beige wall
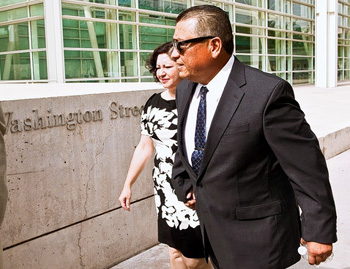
[[1, 89, 161, 269]]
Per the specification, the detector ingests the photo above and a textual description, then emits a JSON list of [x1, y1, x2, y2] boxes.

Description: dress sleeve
[[140, 93, 156, 137]]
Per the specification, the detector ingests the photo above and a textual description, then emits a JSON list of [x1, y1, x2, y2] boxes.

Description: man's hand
[[300, 238, 333, 265], [184, 188, 196, 210]]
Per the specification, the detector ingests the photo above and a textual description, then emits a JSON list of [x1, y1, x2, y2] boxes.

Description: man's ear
[[210, 37, 223, 59]]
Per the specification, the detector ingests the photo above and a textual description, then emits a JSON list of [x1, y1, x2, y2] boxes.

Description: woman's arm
[[118, 134, 154, 211]]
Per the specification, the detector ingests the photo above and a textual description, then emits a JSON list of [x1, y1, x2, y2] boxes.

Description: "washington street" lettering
[[5, 101, 144, 134]]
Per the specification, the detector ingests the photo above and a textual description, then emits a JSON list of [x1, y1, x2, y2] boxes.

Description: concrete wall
[[1, 89, 161, 269], [318, 126, 350, 160]]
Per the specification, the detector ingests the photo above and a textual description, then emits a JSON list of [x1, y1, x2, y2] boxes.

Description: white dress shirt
[[184, 56, 235, 164]]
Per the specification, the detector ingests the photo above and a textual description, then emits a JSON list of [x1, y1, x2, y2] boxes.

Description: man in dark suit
[[171, 5, 337, 269], [0, 103, 8, 269]]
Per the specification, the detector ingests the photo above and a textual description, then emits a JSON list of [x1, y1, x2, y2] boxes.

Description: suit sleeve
[[171, 150, 193, 202], [263, 81, 337, 243], [171, 85, 193, 202]]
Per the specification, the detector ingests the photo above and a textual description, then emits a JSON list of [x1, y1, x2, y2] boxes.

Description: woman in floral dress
[[119, 42, 211, 269]]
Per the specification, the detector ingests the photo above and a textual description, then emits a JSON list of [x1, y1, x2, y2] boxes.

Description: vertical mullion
[[44, 0, 65, 83]]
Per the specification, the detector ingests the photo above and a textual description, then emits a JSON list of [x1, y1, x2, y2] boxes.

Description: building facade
[[0, 0, 348, 87]]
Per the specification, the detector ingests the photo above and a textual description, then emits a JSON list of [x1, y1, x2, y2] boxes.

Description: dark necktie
[[191, 86, 208, 175]]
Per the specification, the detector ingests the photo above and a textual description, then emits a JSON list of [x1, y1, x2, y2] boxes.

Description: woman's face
[[156, 53, 182, 90]]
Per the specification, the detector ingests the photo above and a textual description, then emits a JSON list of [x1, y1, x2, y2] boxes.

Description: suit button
[[197, 182, 203, 188]]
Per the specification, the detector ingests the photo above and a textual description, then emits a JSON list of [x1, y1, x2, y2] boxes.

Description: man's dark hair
[[177, 5, 233, 55], [145, 42, 173, 82]]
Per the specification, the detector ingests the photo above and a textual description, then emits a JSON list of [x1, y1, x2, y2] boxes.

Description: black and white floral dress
[[141, 92, 205, 258]]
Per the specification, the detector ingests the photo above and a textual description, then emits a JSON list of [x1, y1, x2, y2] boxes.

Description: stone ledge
[[319, 126, 350, 160]]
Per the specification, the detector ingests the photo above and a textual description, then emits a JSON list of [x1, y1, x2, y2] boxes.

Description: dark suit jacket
[[172, 58, 337, 268], [0, 103, 8, 226]]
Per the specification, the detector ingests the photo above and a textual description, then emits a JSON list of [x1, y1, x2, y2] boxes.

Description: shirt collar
[[197, 56, 235, 97]]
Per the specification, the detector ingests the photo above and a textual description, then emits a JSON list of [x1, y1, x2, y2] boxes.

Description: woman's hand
[[184, 189, 196, 210], [119, 186, 132, 211]]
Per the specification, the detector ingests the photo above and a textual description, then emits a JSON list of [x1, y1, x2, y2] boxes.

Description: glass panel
[[268, 39, 285, 54], [32, 50, 47, 80], [0, 7, 27, 23], [65, 50, 93, 79], [292, 71, 311, 84], [0, 52, 31, 80], [64, 50, 119, 79], [268, 56, 289, 72], [236, 35, 264, 54], [141, 77, 154, 82], [30, 4, 44, 17], [293, 18, 312, 34], [268, 29, 285, 38], [0, 22, 29, 52], [268, 55, 277, 71], [268, 13, 284, 29], [119, 10, 136, 22], [338, 70, 343, 81], [139, 0, 187, 13], [31, 19, 46, 49], [119, 24, 136, 49], [344, 70, 350, 80], [338, 58, 343, 70], [62, 3, 117, 20], [235, 0, 264, 8], [71, 0, 118, 5], [0, 0, 28, 8], [295, 0, 313, 5], [285, 16, 291, 30], [236, 55, 264, 70], [338, 47, 344, 57], [139, 13, 176, 26], [193, 1, 221, 8], [293, 3, 311, 18], [120, 51, 137, 77], [140, 51, 151, 77], [122, 78, 138, 82], [63, 19, 118, 50], [139, 26, 172, 50], [268, 0, 284, 12], [104, 51, 119, 79], [293, 33, 312, 41], [276, 73, 286, 79], [345, 46, 350, 57], [344, 29, 350, 40], [119, 0, 135, 8], [293, 41, 312, 55], [236, 25, 265, 36], [236, 8, 265, 27], [345, 58, 350, 69], [285, 0, 291, 14], [164, 0, 187, 14], [293, 57, 312, 71]]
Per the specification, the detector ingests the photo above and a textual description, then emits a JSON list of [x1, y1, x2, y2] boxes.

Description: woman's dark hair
[[145, 41, 174, 82]]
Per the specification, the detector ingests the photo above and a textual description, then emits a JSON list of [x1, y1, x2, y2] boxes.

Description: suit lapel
[[177, 80, 197, 176], [198, 58, 246, 178]]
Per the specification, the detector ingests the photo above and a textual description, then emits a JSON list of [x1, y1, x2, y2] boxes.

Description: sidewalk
[[112, 85, 350, 269]]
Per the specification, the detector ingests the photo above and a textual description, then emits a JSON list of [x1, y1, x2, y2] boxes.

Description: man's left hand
[[301, 238, 333, 265]]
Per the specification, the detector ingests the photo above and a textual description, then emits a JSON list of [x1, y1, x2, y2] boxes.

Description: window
[[0, 0, 317, 85], [0, 1, 47, 82]]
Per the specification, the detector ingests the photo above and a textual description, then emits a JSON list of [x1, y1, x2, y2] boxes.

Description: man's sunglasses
[[172, 36, 215, 53]]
